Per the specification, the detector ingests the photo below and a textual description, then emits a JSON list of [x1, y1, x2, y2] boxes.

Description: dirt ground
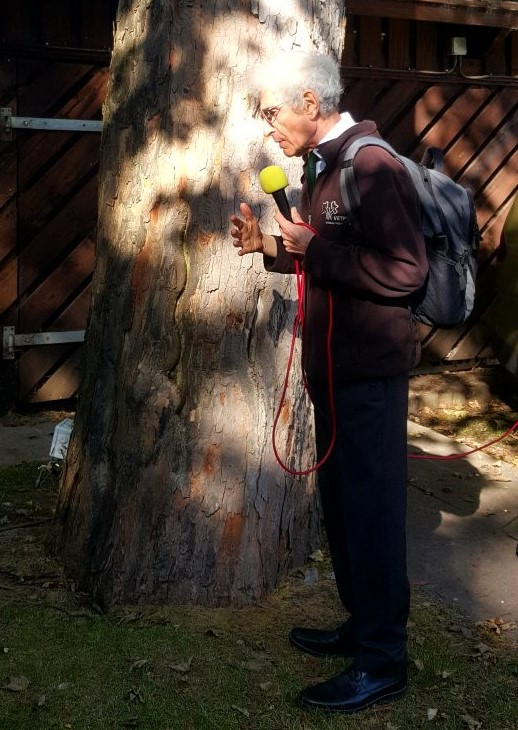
[[1, 364, 517, 622], [408, 366, 518, 465]]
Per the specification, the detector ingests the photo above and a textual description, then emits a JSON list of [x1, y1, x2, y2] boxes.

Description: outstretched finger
[[240, 202, 255, 221]]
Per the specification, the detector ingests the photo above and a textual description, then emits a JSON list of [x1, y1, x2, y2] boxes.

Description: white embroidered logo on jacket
[[322, 200, 339, 220]]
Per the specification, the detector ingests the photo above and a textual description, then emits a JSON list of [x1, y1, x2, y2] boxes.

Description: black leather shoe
[[297, 666, 407, 714], [289, 625, 355, 658]]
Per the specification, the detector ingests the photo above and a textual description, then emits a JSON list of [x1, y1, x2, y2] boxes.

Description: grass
[[1, 462, 518, 730]]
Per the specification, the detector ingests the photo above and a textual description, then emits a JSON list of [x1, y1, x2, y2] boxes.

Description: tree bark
[[48, 0, 346, 608]]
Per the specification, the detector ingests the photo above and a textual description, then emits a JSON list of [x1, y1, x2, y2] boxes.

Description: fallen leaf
[[472, 642, 497, 664], [258, 681, 280, 696], [130, 659, 149, 672], [438, 669, 453, 679], [231, 705, 250, 718], [169, 656, 193, 674], [413, 658, 424, 671], [205, 628, 221, 637], [427, 708, 438, 721], [243, 659, 272, 673], [387, 724, 400, 730], [309, 549, 325, 562], [2, 676, 30, 692], [303, 567, 319, 585], [34, 694, 46, 708], [57, 682, 72, 691], [462, 714, 482, 729], [476, 642, 492, 655], [478, 617, 517, 633], [127, 688, 144, 704]]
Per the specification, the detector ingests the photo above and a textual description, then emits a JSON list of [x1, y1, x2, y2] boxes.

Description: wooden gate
[[1, 2, 518, 406], [0, 1, 115, 406], [342, 7, 518, 369]]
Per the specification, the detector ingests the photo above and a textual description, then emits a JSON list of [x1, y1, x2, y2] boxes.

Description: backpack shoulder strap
[[340, 136, 400, 218], [420, 146, 444, 172]]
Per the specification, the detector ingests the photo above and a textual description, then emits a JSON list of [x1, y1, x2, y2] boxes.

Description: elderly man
[[230, 50, 428, 714]]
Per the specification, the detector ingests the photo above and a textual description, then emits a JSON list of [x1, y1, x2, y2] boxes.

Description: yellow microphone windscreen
[[259, 165, 289, 194]]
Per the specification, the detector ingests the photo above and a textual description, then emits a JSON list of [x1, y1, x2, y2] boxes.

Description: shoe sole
[[298, 685, 407, 714]]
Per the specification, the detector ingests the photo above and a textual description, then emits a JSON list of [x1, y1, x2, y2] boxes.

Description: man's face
[[259, 88, 315, 158]]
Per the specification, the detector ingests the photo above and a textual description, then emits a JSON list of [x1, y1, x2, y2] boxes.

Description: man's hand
[[275, 207, 315, 256], [230, 202, 265, 256]]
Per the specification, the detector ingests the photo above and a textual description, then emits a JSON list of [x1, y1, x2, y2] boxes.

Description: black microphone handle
[[271, 189, 292, 222]]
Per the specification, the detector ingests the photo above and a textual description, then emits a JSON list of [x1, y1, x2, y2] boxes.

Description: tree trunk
[[48, 0, 346, 608]]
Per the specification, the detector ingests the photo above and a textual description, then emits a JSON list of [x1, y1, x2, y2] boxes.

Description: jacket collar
[[316, 120, 380, 167]]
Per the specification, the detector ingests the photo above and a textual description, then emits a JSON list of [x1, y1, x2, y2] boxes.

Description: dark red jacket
[[264, 121, 428, 386]]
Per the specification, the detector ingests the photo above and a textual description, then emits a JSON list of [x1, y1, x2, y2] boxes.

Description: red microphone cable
[[269, 219, 518, 472], [408, 419, 518, 461], [272, 222, 337, 476]]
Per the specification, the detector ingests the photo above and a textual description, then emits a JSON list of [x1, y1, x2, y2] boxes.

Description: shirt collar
[[310, 112, 356, 173], [316, 112, 356, 149]]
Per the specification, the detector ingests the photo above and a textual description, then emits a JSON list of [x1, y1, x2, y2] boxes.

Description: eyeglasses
[[260, 101, 289, 126]]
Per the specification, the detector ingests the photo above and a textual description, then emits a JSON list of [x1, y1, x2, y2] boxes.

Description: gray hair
[[249, 50, 342, 116]]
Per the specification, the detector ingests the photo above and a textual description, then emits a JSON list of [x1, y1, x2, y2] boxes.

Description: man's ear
[[302, 89, 319, 118]]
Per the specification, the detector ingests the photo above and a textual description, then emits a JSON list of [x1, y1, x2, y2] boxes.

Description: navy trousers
[[312, 374, 410, 673]]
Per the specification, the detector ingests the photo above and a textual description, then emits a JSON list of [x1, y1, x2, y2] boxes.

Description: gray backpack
[[340, 136, 480, 328]]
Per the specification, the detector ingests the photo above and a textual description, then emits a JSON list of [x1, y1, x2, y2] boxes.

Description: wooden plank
[[24, 346, 83, 403], [388, 18, 410, 69], [485, 30, 508, 76], [18, 67, 107, 188], [343, 16, 358, 67], [467, 122, 518, 211], [17, 61, 103, 117], [511, 31, 518, 76], [477, 159, 518, 235], [39, 0, 74, 48], [0, 258, 17, 316], [0, 56, 17, 103], [1, 0, 116, 52], [80, 0, 117, 50], [0, 0, 41, 46], [18, 285, 91, 401], [19, 237, 95, 331], [345, 1, 518, 30], [18, 343, 81, 402], [0, 146, 17, 210], [446, 87, 518, 176], [479, 204, 511, 261], [415, 22, 437, 71], [359, 16, 384, 68], [445, 322, 495, 361], [366, 80, 423, 137], [417, 86, 492, 166], [0, 200, 16, 262], [19, 133, 101, 240], [342, 78, 394, 120], [18, 174, 98, 292], [388, 84, 460, 153]]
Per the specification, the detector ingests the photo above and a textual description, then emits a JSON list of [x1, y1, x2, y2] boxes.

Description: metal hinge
[[3, 326, 85, 360], [1, 107, 103, 141]]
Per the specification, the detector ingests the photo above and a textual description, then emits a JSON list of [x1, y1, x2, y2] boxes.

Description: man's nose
[[262, 119, 275, 137]]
